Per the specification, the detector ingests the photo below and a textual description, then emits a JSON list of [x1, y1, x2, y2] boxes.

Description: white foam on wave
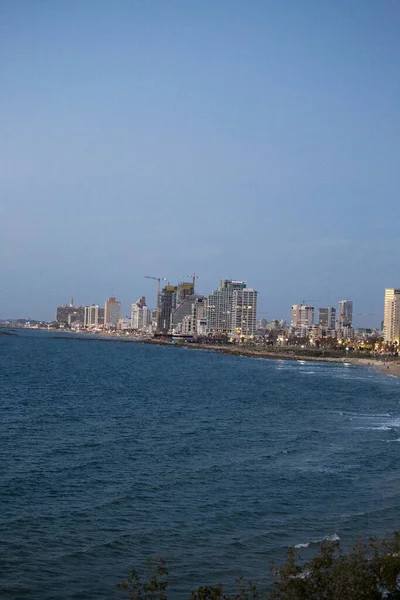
[[322, 533, 340, 542], [350, 412, 400, 432], [294, 533, 340, 549], [362, 425, 393, 431]]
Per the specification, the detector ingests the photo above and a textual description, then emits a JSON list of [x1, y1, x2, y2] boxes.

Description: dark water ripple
[[1, 330, 400, 599]]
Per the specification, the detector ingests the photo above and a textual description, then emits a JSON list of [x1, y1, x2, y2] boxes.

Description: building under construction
[[157, 285, 178, 332], [156, 280, 197, 333]]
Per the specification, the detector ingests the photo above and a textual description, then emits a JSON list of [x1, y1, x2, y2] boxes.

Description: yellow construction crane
[[144, 276, 167, 329]]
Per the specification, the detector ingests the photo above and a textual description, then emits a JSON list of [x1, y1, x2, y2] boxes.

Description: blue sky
[[1, 1, 399, 325]]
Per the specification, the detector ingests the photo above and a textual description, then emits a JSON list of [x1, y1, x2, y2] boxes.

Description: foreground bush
[[117, 532, 400, 599]]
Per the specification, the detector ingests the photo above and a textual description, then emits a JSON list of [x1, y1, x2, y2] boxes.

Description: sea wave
[[294, 533, 340, 549]]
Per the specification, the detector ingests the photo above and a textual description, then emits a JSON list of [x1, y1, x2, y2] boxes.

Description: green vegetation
[[117, 532, 400, 599]]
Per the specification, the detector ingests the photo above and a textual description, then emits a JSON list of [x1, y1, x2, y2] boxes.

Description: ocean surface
[[1, 330, 400, 599]]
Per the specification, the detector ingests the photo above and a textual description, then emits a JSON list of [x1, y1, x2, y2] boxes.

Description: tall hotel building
[[104, 297, 121, 329], [230, 288, 258, 339], [207, 280, 257, 339], [207, 280, 246, 334], [383, 288, 400, 343]]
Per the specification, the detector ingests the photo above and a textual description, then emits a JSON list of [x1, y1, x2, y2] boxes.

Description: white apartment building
[[84, 305, 98, 328], [291, 304, 314, 337], [383, 288, 400, 343], [84, 305, 104, 328], [230, 288, 258, 340], [131, 297, 151, 331], [206, 280, 247, 334]]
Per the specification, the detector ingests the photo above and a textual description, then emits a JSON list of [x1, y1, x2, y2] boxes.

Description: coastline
[[44, 329, 400, 378]]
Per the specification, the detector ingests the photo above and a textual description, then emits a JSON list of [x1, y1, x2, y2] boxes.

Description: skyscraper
[[291, 304, 314, 336], [158, 285, 177, 332], [206, 279, 247, 334], [131, 296, 151, 331], [230, 288, 258, 340], [383, 288, 400, 343], [338, 300, 353, 330], [318, 307, 336, 331], [104, 297, 121, 328]]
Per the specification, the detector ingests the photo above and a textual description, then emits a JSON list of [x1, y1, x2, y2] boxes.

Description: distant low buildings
[[118, 317, 132, 331]]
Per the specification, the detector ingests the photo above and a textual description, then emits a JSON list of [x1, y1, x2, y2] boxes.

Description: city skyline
[[50, 278, 382, 334], [1, 2, 399, 326], [4, 279, 393, 330], [49, 281, 392, 344]]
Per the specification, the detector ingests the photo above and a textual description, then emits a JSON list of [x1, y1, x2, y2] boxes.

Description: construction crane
[[144, 276, 167, 329], [182, 273, 199, 289]]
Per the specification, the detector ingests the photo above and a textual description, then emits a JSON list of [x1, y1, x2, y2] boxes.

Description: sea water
[[1, 330, 400, 599]]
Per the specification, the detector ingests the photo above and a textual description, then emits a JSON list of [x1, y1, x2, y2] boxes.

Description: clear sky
[[1, 1, 399, 326]]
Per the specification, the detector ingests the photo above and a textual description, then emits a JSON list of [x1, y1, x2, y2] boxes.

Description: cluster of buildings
[[54, 285, 400, 346], [287, 300, 354, 340], [55, 278, 259, 341]]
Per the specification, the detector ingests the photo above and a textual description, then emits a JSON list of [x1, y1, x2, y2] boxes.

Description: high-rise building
[[206, 279, 247, 334], [230, 288, 258, 340], [291, 304, 314, 336], [84, 305, 104, 328], [131, 296, 151, 331], [383, 288, 400, 343], [318, 307, 336, 331], [104, 297, 121, 329], [338, 300, 353, 332], [192, 297, 207, 335], [158, 285, 177, 332]]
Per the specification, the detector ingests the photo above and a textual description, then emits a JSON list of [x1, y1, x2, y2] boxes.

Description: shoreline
[[44, 329, 400, 378]]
